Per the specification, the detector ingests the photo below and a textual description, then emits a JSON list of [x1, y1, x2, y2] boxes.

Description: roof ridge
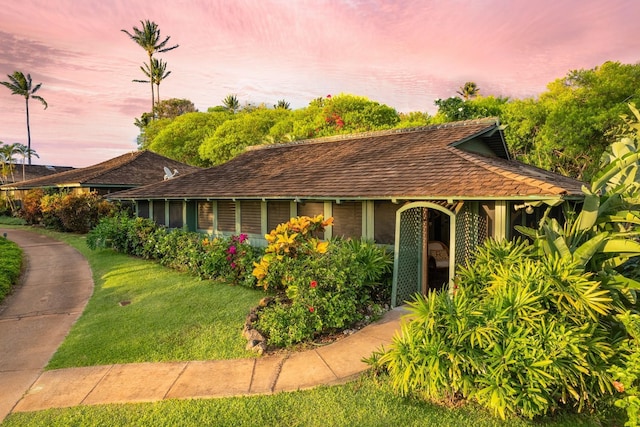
[[73, 151, 145, 183], [246, 118, 499, 152], [448, 148, 572, 195]]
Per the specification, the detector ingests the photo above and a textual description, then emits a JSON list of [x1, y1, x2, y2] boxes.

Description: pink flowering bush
[[201, 233, 258, 286]]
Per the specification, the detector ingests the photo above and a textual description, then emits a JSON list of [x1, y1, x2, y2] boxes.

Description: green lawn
[[1, 227, 623, 426], [3, 374, 614, 427], [14, 228, 265, 368], [0, 235, 22, 302]]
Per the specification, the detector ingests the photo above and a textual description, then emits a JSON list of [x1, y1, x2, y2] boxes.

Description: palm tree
[[0, 71, 48, 165], [456, 81, 480, 100], [14, 143, 39, 181], [222, 94, 240, 113], [0, 143, 18, 184], [133, 58, 172, 110], [274, 99, 291, 110], [122, 20, 178, 116]]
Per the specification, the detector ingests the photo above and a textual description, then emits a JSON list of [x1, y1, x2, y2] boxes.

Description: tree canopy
[[135, 61, 640, 182]]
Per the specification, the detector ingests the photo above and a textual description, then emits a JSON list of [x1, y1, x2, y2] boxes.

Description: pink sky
[[1, 0, 638, 167]]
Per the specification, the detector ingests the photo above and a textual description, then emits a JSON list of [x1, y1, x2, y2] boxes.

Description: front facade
[[110, 119, 585, 306]]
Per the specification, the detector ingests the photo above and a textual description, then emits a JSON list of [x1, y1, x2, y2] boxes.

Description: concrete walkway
[[0, 228, 404, 421], [0, 229, 94, 421]]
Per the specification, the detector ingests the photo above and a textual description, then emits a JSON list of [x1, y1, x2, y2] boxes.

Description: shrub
[[40, 193, 65, 230], [377, 238, 619, 420], [252, 214, 333, 291], [20, 190, 116, 233], [253, 216, 392, 347], [609, 312, 640, 427], [201, 234, 260, 287], [20, 188, 45, 225], [87, 216, 260, 288], [55, 192, 115, 233]]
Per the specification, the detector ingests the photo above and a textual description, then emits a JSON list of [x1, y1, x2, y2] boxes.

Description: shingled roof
[[1, 164, 75, 184], [110, 119, 585, 201], [1, 151, 201, 190]]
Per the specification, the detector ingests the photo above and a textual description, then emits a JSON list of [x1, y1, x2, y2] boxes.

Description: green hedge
[[0, 237, 22, 302]]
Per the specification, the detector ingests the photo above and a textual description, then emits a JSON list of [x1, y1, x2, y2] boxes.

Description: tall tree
[[122, 20, 178, 116], [0, 72, 47, 165], [133, 57, 171, 108], [502, 61, 640, 180], [14, 143, 39, 181], [456, 81, 480, 100]]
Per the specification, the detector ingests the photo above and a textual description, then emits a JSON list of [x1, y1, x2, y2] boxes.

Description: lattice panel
[[455, 205, 488, 267], [393, 208, 423, 307]]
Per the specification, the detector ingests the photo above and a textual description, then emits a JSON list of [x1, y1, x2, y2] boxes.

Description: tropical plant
[[0, 71, 47, 164], [252, 215, 333, 291], [122, 20, 178, 115], [0, 143, 17, 185], [252, 216, 391, 347], [274, 99, 291, 110], [222, 94, 240, 113], [13, 143, 38, 181], [609, 311, 640, 427], [133, 57, 171, 108], [376, 238, 618, 420], [516, 106, 640, 311], [456, 81, 480, 100]]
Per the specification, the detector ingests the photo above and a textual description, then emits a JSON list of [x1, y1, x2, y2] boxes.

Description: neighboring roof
[[1, 164, 75, 184], [110, 119, 585, 201], [1, 151, 201, 190]]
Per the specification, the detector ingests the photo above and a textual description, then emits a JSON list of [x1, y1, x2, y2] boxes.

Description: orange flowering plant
[[252, 214, 333, 291]]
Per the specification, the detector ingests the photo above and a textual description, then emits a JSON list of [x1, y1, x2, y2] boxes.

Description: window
[[240, 201, 262, 234], [267, 201, 290, 232], [137, 200, 149, 218], [152, 200, 165, 226], [374, 201, 400, 244], [297, 202, 324, 218], [217, 200, 236, 232], [169, 201, 183, 228], [332, 202, 362, 239], [197, 201, 213, 230]]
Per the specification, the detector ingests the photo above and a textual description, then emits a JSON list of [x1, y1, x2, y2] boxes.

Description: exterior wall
[[146, 197, 517, 254]]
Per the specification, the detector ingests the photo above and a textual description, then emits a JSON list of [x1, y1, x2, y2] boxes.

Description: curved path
[[0, 228, 404, 421], [0, 229, 94, 421]]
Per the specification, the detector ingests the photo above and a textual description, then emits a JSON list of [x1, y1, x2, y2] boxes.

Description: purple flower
[[238, 234, 248, 243], [227, 245, 237, 255], [230, 262, 237, 269]]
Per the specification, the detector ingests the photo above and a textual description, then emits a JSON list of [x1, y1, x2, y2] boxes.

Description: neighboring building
[[109, 119, 585, 306], [1, 164, 75, 185], [1, 151, 201, 203]]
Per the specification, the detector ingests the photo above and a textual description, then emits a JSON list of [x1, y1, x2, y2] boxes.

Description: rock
[[246, 328, 265, 343]]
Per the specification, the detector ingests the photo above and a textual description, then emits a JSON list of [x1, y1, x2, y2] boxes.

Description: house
[[1, 151, 201, 205], [1, 164, 75, 185], [108, 119, 585, 306]]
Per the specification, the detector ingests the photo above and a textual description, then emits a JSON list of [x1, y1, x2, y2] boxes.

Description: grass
[[0, 235, 22, 302], [10, 227, 265, 368], [3, 374, 616, 427], [0, 215, 27, 225]]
